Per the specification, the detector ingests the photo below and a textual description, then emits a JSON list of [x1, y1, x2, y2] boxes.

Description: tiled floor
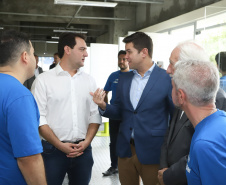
[[90, 136, 121, 185]]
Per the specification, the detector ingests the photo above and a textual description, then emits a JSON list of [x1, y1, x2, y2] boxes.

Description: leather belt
[[130, 138, 135, 146], [62, 139, 85, 144]]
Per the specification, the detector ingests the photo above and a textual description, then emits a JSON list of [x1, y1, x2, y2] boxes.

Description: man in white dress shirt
[[32, 32, 101, 185]]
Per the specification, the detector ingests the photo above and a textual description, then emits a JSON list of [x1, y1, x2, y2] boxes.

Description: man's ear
[[141, 48, 148, 58], [64, 46, 71, 55], [178, 89, 186, 105], [21, 51, 29, 65]]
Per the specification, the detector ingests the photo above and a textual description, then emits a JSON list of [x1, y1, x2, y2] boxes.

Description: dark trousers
[[109, 119, 121, 168], [41, 140, 93, 185]]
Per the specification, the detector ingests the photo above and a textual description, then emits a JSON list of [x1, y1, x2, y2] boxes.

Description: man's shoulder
[[216, 87, 226, 98], [109, 70, 121, 77], [154, 65, 170, 77], [38, 68, 55, 78], [80, 71, 95, 80], [216, 88, 226, 110], [2, 81, 33, 106]]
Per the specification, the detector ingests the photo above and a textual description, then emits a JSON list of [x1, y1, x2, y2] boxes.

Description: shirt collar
[[55, 64, 82, 76], [133, 62, 155, 77]]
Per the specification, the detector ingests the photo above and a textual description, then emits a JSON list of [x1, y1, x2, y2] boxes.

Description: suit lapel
[[167, 108, 181, 146], [170, 111, 189, 143], [123, 71, 134, 110], [135, 65, 160, 110]]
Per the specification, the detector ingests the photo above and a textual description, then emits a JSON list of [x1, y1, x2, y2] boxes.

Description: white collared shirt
[[130, 63, 156, 109], [31, 64, 101, 142], [34, 67, 40, 77]]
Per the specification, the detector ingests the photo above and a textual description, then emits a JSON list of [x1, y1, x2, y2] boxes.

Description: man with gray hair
[[158, 41, 226, 185], [172, 60, 226, 184]]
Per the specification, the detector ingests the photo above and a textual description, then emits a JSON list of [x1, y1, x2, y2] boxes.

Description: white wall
[[89, 43, 119, 88]]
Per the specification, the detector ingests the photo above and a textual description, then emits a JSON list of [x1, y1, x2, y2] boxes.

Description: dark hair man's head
[[123, 32, 153, 58], [54, 52, 59, 56], [58, 33, 86, 58], [215, 52, 226, 72], [118, 50, 126, 57], [34, 54, 39, 68], [117, 50, 129, 71], [0, 30, 31, 66], [53, 52, 60, 64]]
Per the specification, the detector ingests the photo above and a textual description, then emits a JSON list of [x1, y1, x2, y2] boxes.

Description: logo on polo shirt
[[113, 79, 119, 83]]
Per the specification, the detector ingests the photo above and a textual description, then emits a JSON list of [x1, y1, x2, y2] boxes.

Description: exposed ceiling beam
[[53, 29, 87, 34], [1, 24, 107, 32], [54, 0, 117, 7], [0, 12, 130, 21], [66, 5, 83, 29], [110, 0, 163, 4]]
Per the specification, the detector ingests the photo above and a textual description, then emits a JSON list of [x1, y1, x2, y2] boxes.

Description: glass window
[[170, 25, 194, 44]]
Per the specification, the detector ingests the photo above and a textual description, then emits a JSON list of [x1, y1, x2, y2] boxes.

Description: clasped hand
[[60, 141, 89, 158]]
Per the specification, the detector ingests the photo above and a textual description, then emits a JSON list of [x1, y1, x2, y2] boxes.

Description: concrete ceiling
[[0, 0, 163, 44]]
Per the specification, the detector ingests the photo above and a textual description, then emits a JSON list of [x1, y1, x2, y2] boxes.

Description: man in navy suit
[[91, 32, 174, 185]]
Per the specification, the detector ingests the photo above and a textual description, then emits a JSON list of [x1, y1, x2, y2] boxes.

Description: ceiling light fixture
[[0, 27, 4, 29], [46, 41, 59, 43], [111, 0, 163, 4], [54, 0, 117, 7], [53, 29, 88, 34], [51, 36, 59, 39]]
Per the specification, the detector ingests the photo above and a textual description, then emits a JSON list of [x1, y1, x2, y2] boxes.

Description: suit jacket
[[103, 65, 174, 164], [49, 63, 56, 69], [24, 67, 43, 90], [160, 87, 226, 185]]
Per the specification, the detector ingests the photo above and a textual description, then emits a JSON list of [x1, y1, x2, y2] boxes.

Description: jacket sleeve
[[163, 155, 188, 185], [159, 127, 170, 169], [216, 88, 226, 111]]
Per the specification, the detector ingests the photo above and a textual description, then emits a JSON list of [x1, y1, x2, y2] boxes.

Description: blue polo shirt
[[186, 110, 226, 185], [0, 74, 43, 185], [220, 75, 226, 92], [104, 70, 126, 105]]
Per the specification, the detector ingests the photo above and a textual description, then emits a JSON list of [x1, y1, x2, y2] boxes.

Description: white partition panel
[[90, 43, 118, 88], [89, 43, 118, 123], [118, 37, 126, 51]]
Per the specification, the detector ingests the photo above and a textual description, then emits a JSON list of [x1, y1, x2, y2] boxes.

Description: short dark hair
[[123, 32, 153, 58], [0, 30, 31, 66], [118, 50, 126, 57], [54, 52, 59, 56], [58, 33, 86, 58], [215, 52, 226, 71]]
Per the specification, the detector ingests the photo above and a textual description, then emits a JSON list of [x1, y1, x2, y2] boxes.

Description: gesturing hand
[[90, 88, 106, 110]]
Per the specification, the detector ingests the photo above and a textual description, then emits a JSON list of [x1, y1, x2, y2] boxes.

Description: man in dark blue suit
[[91, 32, 174, 185]]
